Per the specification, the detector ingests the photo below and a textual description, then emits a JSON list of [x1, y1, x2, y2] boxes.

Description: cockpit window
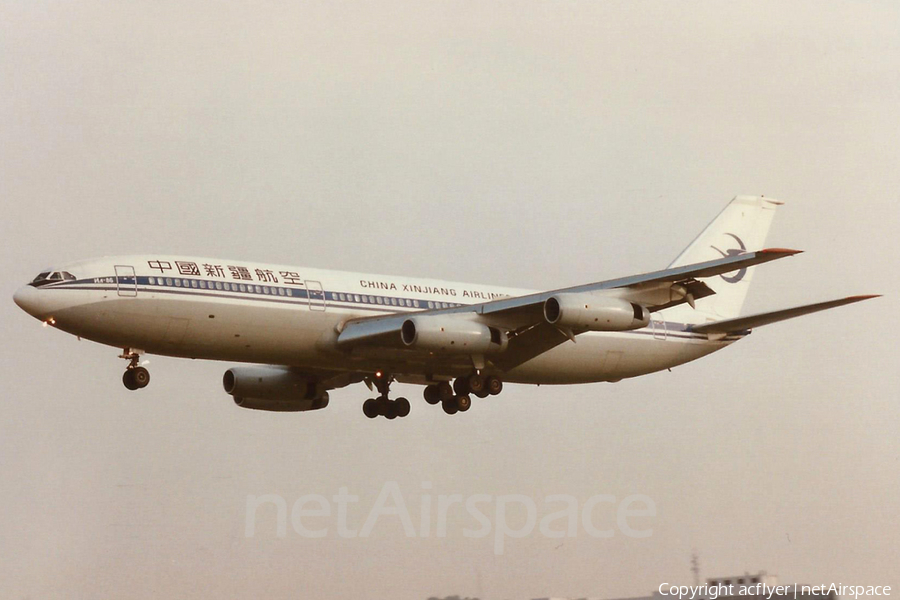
[[30, 270, 76, 286]]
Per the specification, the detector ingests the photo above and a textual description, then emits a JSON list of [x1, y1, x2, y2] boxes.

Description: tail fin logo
[[710, 233, 747, 283]]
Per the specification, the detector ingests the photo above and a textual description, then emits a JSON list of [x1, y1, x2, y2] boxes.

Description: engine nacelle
[[223, 366, 329, 412], [544, 294, 650, 331], [400, 316, 508, 354]]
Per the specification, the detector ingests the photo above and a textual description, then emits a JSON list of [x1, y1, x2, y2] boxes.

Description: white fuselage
[[13, 255, 742, 385]]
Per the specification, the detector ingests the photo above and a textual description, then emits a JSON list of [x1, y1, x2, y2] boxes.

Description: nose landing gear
[[120, 348, 150, 390]]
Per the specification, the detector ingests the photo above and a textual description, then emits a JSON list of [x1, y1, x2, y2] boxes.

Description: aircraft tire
[[363, 398, 379, 418], [384, 401, 398, 420], [424, 385, 441, 405], [396, 397, 410, 417], [123, 370, 139, 391], [132, 367, 150, 389], [467, 374, 485, 395], [456, 395, 471, 412], [441, 398, 458, 415], [437, 382, 454, 402]]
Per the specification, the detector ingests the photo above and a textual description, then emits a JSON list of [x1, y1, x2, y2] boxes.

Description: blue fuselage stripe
[[42, 276, 747, 341]]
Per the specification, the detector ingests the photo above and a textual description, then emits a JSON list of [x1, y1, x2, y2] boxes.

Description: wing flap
[[690, 295, 880, 335]]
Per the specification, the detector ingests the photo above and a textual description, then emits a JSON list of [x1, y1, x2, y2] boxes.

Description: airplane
[[13, 195, 878, 420]]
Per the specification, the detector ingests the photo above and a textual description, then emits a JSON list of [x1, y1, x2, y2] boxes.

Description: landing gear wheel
[[122, 370, 139, 391], [424, 385, 441, 405], [486, 376, 503, 396], [474, 388, 490, 399], [456, 394, 471, 412], [396, 397, 410, 418], [441, 398, 459, 415], [384, 400, 398, 420], [132, 367, 150, 389], [467, 374, 486, 395], [119, 349, 148, 391], [437, 382, 454, 402], [363, 398, 379, 419], [453, 378, 470, 396]]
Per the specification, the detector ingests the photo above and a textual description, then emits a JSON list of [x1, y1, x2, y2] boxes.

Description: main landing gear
[[120, 348, 150, 391], [423, 374, 503, 416], [362, 372, 411, 420]]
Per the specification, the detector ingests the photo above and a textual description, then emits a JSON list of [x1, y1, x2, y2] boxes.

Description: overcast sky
[[1, 1, 898, 599]]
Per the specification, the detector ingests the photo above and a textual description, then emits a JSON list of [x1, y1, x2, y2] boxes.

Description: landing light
[[43, 317, 56, 327], [375, 370, 383, 378]]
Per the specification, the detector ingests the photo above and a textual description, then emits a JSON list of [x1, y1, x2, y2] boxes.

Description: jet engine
[[223, 366, 329, 412], [400, 316, 508, 354], [544, 294, 650, 331]]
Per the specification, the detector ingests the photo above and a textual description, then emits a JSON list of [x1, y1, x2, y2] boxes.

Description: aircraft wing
[[441, 247, 800, 324], [336, 248, 801, 365], [689, 295, 880, 339]]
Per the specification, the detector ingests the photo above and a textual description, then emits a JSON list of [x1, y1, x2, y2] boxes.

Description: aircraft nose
[[13, 285, 45, 319]]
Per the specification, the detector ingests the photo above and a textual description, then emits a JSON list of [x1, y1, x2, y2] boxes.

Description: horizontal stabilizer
[[690, 295, 881, 336]]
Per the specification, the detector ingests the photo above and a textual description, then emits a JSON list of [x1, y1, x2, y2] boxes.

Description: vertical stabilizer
[[666, 195, 784, 321]]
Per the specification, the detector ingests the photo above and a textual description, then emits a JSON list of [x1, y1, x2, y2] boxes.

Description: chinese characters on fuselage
[[147, 260, 304, 286]]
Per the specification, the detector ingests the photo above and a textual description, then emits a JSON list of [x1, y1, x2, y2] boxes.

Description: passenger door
[[115, 265, 137, 297], [651, 314, 667, 339], [305, 280, 326, 311]]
